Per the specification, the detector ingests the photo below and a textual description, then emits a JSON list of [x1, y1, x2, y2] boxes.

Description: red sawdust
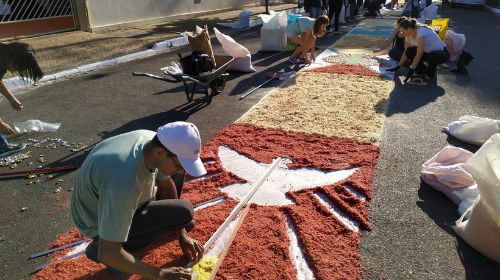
[[49, 228, 85, 249], [183, 172, 245, 206], [306, 63, 380, 77], [34, 199, 237, 280], [285, 191, 361, 280], [201, 123, 378, 199], [35, 123, 377, 280], [216, 205, 296, 279]]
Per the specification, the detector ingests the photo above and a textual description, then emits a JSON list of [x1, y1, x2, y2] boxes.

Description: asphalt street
[[360, 6, 500, 280], [0, 6, 499, 280]]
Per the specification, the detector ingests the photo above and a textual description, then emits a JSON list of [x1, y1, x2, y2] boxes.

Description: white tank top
[[416, 27, 445, 53]]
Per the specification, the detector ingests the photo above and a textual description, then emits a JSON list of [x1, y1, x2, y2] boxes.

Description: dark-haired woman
[[375, 17, 407, 61], [0, 42, 43, 155], [388, 18, 449, 82], [286, 15, 329, 64]]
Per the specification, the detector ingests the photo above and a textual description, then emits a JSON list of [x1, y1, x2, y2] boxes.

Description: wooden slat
[[206, 205, 250, 280]]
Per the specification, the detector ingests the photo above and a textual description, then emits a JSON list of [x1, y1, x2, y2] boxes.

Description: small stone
[[27, 174, 36, 179], [20, 207, 28, 212], [67, 187, 74, 192], [47, 174, 53, 179], [54, 187, 61, 193]]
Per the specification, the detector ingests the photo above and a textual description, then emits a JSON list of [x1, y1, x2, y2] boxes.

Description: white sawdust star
[[218, 146, 358, 206]]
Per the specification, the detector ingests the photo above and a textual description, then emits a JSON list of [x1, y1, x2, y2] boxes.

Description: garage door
[[0, 0, 76, 40]]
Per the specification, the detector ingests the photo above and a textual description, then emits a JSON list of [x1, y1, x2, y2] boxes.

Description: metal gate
[[0, 0, 76, 40]]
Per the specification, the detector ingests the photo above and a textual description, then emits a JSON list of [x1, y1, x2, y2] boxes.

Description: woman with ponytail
[[0, 42, 44, 155], [387, 18, 449, 83]]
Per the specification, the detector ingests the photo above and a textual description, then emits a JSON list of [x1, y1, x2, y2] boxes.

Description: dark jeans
[[388, 47, 404, 62], [328, 0, 343, 31], [405, 46, 450, 77], [89, 173, 193, 252]]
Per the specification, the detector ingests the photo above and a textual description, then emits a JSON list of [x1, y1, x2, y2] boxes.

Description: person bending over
[[374, 17, 407, 62], [387, 17, 449, 83], [0, 42, 43, 155], [71, 122, 207, 280], [286, 15, 329, 64]]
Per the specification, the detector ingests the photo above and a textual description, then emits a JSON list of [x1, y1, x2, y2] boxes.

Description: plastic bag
[[213, 27, 250, 58], [421, 145, 477, 205], [227, 55, 256, 73], [14, 120, 61, 133], [444, 115, 500, 145], [465, 133, 500, 225], [259, 11, 287, 51], [423, 3, 438, 20], [161, 61, 183, 76], [453, 134, 500, 263], [444, 30, 466, 62], [454, 200, 500, 263]]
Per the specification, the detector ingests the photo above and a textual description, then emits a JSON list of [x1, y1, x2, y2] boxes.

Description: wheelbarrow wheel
[[210, 77, 226, 96]]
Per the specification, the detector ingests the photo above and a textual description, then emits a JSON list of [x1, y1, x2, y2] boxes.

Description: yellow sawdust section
[[330, 35, 386, 55], [192, 255, 219, 280], [236, 72, 393, 143]]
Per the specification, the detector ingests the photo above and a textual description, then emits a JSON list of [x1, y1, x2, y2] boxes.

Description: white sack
[[453, 134, 500, 263], [465, 133, 500, 226], [421, 145, 477, 205], [444, 115, 500, 145], [454, 200, 500, 263], [214, 27, 250, 58], [259, 11, 287, 51], [227, 55, 256, 73]]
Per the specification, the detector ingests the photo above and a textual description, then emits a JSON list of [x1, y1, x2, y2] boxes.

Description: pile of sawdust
[[192, 255, 219, 280], [323, 53, 379, 67], [237, 72, 393, 143], [329, 35, 386, 55]]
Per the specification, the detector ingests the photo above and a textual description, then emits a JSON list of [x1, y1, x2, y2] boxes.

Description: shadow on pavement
[[44, 98, 210, 171], [416, 181, 500, 279], [380, 74, 445, 116], [445, 134, 480, 153]]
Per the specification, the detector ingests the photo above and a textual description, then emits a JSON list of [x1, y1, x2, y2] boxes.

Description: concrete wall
[[82, 0, 287, 31]]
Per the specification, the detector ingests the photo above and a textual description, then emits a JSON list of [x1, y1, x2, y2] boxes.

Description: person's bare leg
[[288, 35, 305, 60], [300, 36, 316, 64]]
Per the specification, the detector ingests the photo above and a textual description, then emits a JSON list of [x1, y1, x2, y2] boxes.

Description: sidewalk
[[13, 3, 296, 77]]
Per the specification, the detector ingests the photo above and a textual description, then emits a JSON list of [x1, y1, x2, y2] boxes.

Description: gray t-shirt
[[406, 27, 445, 53], [71, 130, 157, 242]]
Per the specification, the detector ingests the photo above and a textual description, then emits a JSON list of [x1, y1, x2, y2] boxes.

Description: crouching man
[[71, 121, 206, 280]]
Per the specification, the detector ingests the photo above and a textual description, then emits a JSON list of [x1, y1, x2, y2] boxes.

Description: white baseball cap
[[156, 121, 206, 177]]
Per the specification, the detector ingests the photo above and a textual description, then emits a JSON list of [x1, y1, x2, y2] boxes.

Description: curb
[[5, 13, 281, 94], [5, 36, 188, 93], [486, 5, 500, 13]]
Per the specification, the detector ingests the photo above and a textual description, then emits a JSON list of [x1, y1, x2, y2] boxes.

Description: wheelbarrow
[[133, 55, 234, 103]]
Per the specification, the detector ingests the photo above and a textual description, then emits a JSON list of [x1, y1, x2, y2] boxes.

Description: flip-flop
[[289, 57, 307, 65], [406, 76, 426, 85]]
